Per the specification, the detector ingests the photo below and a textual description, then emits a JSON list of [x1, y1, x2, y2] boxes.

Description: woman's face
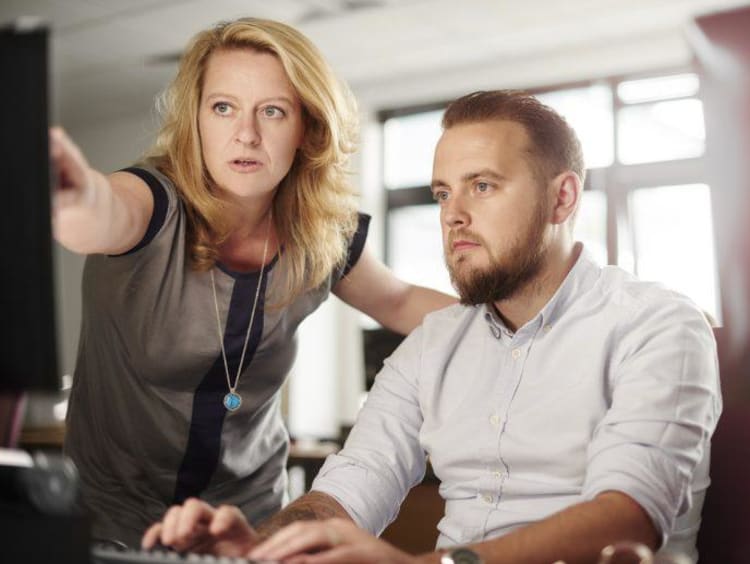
[[198, 48, 304, 203]]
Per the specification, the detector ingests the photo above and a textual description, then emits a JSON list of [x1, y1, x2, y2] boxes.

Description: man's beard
[[446, 205, 548, 306]]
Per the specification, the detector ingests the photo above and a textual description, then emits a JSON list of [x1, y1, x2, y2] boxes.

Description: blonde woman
[[53, 17, 454, 547]]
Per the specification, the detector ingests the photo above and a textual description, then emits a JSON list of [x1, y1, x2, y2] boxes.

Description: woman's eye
[[262, 106, 285, 118], [212, 102, 232, 116]]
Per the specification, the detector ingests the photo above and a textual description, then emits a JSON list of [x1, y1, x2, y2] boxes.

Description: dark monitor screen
[[0, 23, 60, 392], [363, 327, 404, 391]]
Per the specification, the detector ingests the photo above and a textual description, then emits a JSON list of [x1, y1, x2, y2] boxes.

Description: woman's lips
[[229, 159, 263, 172]]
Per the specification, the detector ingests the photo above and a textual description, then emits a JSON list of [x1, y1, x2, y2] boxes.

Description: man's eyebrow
[[461, 169, 505, 182], [431, 169, 505, 190]]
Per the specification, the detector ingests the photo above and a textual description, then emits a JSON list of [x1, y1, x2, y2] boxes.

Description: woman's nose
[[235, 115, 261, 146]]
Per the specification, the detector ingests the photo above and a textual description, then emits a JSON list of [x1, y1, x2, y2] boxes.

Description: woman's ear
[[550, 171, 583, 225]]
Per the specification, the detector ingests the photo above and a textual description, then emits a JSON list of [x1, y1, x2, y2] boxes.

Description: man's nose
[[443, 194, 470, 228]]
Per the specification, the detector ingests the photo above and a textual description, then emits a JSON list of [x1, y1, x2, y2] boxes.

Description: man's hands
[[141, 498, 261, 557], [249, 518, 415, 564], [142, 502, 416, 564]]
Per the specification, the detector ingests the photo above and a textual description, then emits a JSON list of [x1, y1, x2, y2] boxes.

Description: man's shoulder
[[599, 266, 701, 310], [408, 303, 486, 350], [422, 301, 478, 326], [595, 266, 713, 332]]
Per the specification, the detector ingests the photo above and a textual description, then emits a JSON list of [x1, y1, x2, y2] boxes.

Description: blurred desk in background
[[19, 422, 65, 452]]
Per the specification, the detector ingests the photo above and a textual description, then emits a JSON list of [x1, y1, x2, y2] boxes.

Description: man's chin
[[449, 254, 488, 273], [449, 274, 484, 306]]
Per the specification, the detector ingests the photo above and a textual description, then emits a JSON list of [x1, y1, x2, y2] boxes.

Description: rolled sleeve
[[583, 295, 721, 545], [311, 326, 427, 535]]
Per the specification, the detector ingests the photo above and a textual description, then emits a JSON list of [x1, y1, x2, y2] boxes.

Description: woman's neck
[[218, 205, 277, 272]]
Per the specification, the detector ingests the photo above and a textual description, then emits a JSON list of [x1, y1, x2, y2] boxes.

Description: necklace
[[210, 211, 272, 412]]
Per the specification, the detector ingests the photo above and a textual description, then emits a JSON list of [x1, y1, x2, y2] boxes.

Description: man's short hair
[[442, 90, 586, 186]]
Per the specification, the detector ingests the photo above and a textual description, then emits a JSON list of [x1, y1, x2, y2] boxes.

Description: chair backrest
[[695, 327, 750, 563]]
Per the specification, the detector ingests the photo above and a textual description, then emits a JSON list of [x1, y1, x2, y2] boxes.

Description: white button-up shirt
[[312, 250, 721, 562]]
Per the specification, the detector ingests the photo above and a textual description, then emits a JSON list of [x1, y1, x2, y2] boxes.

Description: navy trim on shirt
[[172, 268, 269, 504], [342, 213, 371, 277], [114, 167, 170, 256]]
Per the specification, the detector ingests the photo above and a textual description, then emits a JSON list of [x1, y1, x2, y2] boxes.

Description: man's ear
[[549, 171, 582, 225]]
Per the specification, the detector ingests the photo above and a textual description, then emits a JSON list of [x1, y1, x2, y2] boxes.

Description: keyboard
[[91, 545, 274, 564]]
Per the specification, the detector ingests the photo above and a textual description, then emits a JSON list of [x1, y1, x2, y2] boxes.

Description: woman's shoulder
[[120, 161, 179, 203], [107, 162, 182, 256]]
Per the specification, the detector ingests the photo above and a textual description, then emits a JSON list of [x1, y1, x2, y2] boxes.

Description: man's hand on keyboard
[[141, 498, 260, 557], [248, 518, 415, 564]]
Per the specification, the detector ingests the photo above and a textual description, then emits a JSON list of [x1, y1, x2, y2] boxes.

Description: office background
[[1, 0, 746, 442]]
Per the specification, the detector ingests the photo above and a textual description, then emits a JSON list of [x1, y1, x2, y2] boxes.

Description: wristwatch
[[440, 547, 483, 564]]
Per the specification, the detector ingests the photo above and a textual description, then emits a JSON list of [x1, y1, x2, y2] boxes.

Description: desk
[[288, 440, 340, 492], [19, 423, 66, 451]]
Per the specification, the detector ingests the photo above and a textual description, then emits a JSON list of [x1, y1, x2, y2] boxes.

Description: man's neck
[[492, 242, 581, 333]]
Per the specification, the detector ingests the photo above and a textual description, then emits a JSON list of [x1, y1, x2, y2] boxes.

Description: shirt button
[[544, 324, 552, 332], [511, 348, 521, 360], [493, 470, 503, 479], [482, 494, 493, 504], [489, 414, 501, 426]]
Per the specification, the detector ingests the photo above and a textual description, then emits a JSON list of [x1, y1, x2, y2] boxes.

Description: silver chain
[[210, 211, 272, 395]]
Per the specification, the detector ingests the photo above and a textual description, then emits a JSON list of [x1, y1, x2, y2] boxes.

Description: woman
[[52, 17, 454, 547]]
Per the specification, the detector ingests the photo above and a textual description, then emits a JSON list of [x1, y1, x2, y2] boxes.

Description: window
[[630, 183, 718, 318], [383, 109, 443, 190], [379, 72, 720, 322]]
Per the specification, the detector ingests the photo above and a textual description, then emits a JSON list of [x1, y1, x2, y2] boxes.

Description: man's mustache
[[447, 229, 486, 248]]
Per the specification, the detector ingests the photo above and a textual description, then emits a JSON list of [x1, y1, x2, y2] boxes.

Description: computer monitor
[[0, 22, 60, 394], [362, 327, 404, 391]]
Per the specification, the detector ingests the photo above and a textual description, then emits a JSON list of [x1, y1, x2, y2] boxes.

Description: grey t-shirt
[[64, 166, 369, 546]]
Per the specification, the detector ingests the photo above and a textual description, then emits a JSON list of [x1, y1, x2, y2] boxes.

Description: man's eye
[[212, 102, 232, 115], [433, 191, 449, 202], [476, 182, 490, 192]]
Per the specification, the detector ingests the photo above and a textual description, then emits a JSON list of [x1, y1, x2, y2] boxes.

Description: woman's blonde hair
[[146, 17, 359, 305]]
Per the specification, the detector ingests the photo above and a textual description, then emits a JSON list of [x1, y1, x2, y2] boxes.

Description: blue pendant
[[223, 392, 242, 411]]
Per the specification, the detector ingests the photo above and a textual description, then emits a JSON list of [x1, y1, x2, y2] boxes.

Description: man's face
[[431, 120, 551, 305]]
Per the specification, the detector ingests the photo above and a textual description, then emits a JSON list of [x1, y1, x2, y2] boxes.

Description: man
[[143, 90, 721, 563]]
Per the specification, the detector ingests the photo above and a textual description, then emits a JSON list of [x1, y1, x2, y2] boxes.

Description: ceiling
[[1, 0, 748, 129]]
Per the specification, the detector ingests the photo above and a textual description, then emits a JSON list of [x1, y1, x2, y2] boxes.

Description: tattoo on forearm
[[256, 492, 350, 538]]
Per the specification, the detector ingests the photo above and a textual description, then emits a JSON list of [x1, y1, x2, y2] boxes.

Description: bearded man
[[144, 91, 721, 564]]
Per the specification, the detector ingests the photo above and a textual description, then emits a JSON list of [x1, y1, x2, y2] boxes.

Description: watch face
[[446, 547, 482, 564]]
